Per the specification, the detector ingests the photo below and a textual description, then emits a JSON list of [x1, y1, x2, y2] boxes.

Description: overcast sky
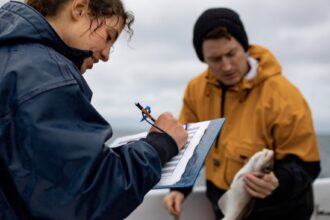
[[1, 0, 330, 134]]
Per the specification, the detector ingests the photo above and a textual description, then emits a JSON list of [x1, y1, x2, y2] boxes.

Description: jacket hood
[[247, 44, 282, 86], [205, 44, 282, 92], [0, 1, 92, 68]]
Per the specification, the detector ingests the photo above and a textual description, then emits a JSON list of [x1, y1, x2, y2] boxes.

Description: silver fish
[[218, 148, 274, 220]]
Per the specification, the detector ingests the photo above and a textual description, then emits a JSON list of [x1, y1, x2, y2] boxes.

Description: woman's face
[[73, 15, 124, 74], [47, 0, 126, 74]]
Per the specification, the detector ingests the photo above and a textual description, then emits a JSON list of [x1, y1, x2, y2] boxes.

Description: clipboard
[[154, 118, 225, 189], [110, 118, 225, 189]]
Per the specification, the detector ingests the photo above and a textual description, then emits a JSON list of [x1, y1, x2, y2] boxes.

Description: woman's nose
[[100, 46, 111, 62]]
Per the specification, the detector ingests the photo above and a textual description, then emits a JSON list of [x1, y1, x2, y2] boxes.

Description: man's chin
[[223, 80, 238, 86], [223, 76, 241, 86]]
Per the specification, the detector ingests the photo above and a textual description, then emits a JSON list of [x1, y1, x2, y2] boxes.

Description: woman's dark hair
[[25, 0, 134, 39]]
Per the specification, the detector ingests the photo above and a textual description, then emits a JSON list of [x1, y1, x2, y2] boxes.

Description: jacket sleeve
[[272, 155, 320, 199], [13, 84, 178, 220], [178, 82, 199, 124], [265, 80, 321, 199]]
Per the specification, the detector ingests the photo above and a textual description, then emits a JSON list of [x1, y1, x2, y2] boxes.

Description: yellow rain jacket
[[179, 44, 320, 190]]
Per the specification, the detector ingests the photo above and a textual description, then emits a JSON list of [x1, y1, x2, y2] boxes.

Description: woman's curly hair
[[25, 0, 134, 39]]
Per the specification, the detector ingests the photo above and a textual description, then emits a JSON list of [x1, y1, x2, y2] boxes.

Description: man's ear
[[71, 0, 88, 21]]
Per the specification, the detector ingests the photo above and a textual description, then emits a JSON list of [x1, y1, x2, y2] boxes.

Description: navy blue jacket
[[0, 2, 178, 219]]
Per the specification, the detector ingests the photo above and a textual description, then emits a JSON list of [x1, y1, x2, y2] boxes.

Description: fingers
[[173, 194, 183, 215], [244, 171, 279, 199], [149, 112, 175, 133], [150, 112, 188, 150], [163, 191, 185, 217]]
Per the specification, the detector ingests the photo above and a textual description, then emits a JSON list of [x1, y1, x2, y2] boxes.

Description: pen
[[135, 102, 156, 122]]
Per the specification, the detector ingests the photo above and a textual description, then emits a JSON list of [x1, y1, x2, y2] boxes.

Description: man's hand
[[150, 112, 188, 150], [243, 171, 279, 198], [163, 191, 185, 217]]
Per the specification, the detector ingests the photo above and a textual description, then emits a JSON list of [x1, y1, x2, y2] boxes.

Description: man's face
[[202, 36, 249, 86]]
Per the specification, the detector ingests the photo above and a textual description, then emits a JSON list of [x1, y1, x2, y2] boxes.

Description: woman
[[0, 0, 188, 219]]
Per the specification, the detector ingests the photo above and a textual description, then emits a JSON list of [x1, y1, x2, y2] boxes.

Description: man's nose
[[221, 57, 232, 71]]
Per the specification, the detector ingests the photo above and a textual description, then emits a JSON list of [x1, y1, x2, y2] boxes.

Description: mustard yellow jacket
[[179, 45, 320, 190]]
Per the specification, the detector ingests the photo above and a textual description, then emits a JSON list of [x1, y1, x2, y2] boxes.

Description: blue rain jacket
[[0, 2, 178, 219]]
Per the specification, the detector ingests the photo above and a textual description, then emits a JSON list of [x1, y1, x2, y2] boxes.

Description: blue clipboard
[[153, 118, 225, 189]]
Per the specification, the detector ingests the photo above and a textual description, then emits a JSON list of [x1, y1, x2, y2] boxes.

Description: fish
[[218, 148, 274, 220]]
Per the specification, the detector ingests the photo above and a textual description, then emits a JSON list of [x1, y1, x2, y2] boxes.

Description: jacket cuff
[[143, 132, 178, 166], [170, 187, 193, 198]]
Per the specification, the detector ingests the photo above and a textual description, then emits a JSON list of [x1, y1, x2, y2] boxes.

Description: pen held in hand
[[135, 102, 156, 122]]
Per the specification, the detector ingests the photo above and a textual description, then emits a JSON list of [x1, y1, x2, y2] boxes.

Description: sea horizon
[[108, 128, 330, 179]]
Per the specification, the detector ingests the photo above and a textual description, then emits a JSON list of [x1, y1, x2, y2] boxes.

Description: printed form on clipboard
[[109, 120, 210, 188]]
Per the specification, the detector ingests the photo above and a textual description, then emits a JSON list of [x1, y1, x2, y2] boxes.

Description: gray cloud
[[1, 0, 329, 133], [88, 0, 330, 133]]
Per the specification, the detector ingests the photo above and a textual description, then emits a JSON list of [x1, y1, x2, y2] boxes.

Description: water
[[109, 131, 330, 179], [318, 134, 330, 178]]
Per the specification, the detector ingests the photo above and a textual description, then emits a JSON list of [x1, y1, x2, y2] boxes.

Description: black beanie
[[193, 8, 249, 62]]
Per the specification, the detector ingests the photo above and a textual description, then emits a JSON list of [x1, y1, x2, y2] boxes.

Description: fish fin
[[218, 191, 229, 214]]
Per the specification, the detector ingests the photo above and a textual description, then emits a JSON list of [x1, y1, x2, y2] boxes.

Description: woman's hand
[[150, 112, 188, 150]]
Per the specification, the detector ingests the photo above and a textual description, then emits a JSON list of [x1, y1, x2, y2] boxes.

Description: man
[[163, 8, 321, 220]]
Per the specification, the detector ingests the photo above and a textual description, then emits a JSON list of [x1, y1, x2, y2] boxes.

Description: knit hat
[[193, 8, 249, 62]]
